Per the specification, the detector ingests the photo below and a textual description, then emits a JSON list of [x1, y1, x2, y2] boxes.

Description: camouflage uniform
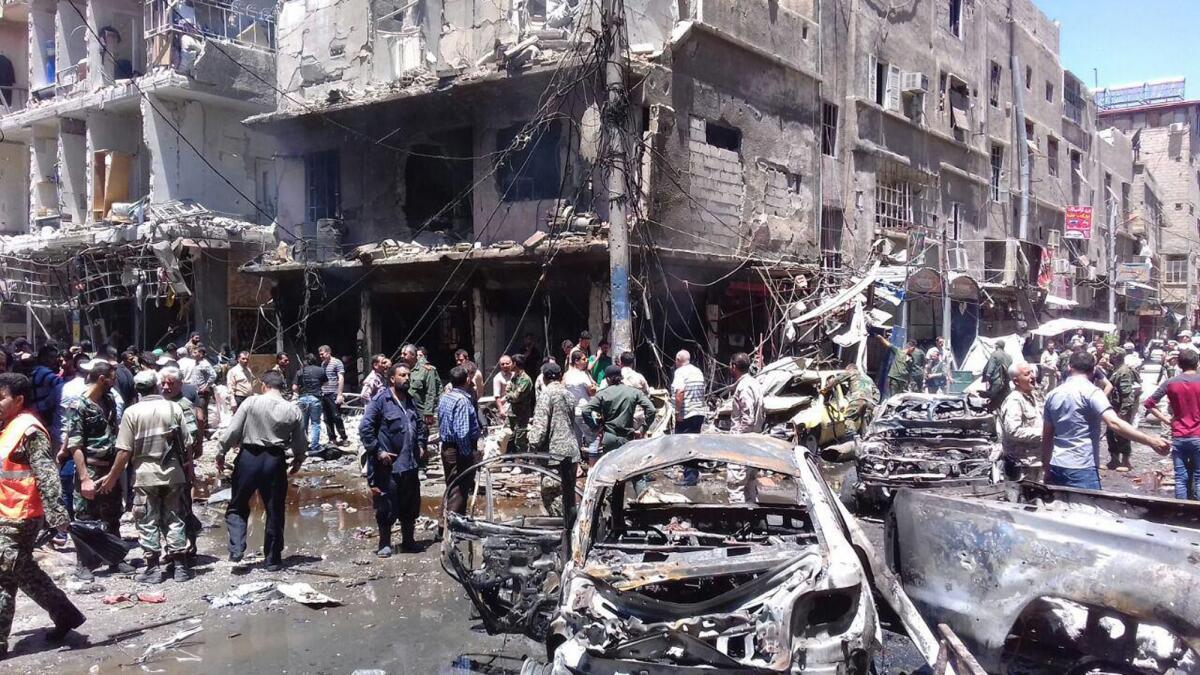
[[0, 426, 84, 653], [830, 372, 880, 436], [166, 393, 203, 553], [64, 393, 122, 536], [1106, 349, 1139, 469], [409, 357, 442, 420], [505, 371, 535, 453]]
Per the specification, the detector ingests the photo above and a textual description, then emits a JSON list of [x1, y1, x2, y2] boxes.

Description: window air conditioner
[[902, 72, 930, 93]]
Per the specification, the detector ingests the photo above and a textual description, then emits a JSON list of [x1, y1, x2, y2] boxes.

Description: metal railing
[[144, 0, 276, 53], [0, 86, 28, 113], [55, 62, 86, 97]]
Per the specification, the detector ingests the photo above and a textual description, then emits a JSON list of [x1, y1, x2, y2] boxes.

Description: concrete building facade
[[1101, 98, 1200, 331], [0, 0, 280, 347]]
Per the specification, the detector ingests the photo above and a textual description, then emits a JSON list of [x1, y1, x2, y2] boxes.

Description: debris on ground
[[204, 581, 278, 609], [276, 582, 341, 607], [135, 624, 203, 664]]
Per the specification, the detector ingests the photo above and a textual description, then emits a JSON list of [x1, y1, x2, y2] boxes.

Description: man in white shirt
[[672, 349, 707, 486], [492, 355, 513, 418], [726, 352, 764, 502], [1040, 341, 1060, 391], [616, 351, 649, 394], [226, 351, 257, 410]]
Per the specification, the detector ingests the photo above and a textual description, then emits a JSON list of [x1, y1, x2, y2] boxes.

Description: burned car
[[888, 482, 1200, 674], [839, 393, 1001, 512], [442, 436, 881, 674], [714, 357, 852, 449]]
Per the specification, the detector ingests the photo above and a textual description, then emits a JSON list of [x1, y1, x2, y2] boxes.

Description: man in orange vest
[[0, 372, 85, 659]]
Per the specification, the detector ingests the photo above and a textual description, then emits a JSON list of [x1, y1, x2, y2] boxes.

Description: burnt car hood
[[857, 393, 1000, 487]]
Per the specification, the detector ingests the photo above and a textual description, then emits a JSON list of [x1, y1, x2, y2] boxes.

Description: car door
[[440, 453, 572, 641]]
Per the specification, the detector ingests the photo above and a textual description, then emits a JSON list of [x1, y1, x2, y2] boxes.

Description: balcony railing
[[55, 62, 87, 97], [0, 86, 28, 114], [145, 0, 276, 54]]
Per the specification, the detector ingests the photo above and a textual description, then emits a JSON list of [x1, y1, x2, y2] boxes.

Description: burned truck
[[442, 435, 881, 674], [888, 482, 1200, 674], [839, 393, 1002, 512]]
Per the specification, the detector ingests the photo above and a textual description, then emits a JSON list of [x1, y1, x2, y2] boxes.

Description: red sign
[[1064, 206, 1093, 240]]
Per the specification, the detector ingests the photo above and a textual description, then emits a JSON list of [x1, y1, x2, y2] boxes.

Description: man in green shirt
[[876, 334, 914, 398], [982, 340, 1013, 412], [582, 365, 658, 460], [64, 362, 129, 580], [505, 354, 535, 453], [908, 342, 926, 391], [1105, 347, 1139, 471], [590, 339, 613, 385], [401, 344, 441, 430]]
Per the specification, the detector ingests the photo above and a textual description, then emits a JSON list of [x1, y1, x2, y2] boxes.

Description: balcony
[[55, 60, 88, 97], [144, 0, 276, 70]]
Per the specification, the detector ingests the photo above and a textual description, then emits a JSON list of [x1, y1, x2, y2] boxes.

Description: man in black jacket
[[359, 363, 427, 556]]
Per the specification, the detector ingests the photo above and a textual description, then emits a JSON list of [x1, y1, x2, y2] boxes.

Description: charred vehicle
[[888, 482, 1200, 674], [839, 393, 1001, 512], [714, 357, 852, 450], [442, 436, 881, 674]]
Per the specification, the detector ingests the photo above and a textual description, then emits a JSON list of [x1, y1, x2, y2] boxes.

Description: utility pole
[[1107, 190, 1117, 325], [602, 0, 632, 354], [941, 216, 953, 367]]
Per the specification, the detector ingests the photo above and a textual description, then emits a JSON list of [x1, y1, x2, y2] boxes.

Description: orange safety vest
[[0, 412, 48, 521]]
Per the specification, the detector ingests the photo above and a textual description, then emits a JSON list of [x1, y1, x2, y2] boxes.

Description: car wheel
[[839, 466, 860, 511]]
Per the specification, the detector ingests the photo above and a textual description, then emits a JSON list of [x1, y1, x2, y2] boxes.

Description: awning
[[1030, 317, 1117, 336], [1044, 295, 1078, 308]]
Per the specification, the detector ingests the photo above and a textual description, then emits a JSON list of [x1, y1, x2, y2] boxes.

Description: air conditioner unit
[[950, 247, 969, 271], [902, 71, 930, 93], [1169, 122, 1186, 134], [1076, 264, 1097, 281], [1052, 258, 1072, 275], [1047, 230, 1062, 248]]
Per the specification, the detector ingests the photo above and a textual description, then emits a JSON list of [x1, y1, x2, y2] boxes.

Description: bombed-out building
[[243, 0, 824, 383], [0, 0, 279, 347]]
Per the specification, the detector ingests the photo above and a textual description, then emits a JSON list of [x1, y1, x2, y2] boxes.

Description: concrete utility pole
[[1011, 53, 1030, 242], [602, 0, 632, 354], [1107, 191, 1117, 325]]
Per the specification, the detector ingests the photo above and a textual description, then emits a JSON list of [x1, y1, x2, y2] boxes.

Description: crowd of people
[[995, 330, 1199, 499], [3, 322, 1199, 658]]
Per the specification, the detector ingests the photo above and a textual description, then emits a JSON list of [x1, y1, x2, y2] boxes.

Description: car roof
[[589, 433, 801, 486]]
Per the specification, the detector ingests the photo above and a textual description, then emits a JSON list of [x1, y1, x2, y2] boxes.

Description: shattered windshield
[[867, 394, 997, 440]]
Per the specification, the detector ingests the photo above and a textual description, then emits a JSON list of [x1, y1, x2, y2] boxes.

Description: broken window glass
[[496, 121, 563, 202]]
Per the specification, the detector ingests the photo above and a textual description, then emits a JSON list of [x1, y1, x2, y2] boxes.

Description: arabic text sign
[[1064, 206, 1093, 240]]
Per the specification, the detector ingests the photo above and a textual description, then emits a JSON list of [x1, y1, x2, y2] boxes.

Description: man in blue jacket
[[359, 363, 426, 556]]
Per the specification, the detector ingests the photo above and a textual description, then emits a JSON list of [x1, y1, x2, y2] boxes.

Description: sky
[[1035, 0, 1200, 95]]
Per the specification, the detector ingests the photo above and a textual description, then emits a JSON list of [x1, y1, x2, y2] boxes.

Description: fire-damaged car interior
[[442, 436, 880, 674], [840, 393, 1002, 512]]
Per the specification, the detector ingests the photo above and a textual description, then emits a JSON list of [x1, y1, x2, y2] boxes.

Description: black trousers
[[321, 392, 347, 442], [225, 445, 288, 564], [441, 444, 476, 517], [374, 469, 421, 548]]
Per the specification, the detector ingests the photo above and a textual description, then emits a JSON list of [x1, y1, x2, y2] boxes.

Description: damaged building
[[240, 0, 823, 380], [0, 0, 1179, 369], [0, 0, 279, 345]]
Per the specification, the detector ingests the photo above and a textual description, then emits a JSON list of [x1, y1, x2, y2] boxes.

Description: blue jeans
[[297, 395, 323, 454], [1171, 438, 1200, 500], [1046, 464, 1101, 490]]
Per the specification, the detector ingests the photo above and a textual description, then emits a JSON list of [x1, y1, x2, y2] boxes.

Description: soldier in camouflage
[[825, 363, 880, 437], [63, 362, 132, 580], [1106, 347, 1140, 472], [158, 366, 203, 557], [0, 372, 86, 659]]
